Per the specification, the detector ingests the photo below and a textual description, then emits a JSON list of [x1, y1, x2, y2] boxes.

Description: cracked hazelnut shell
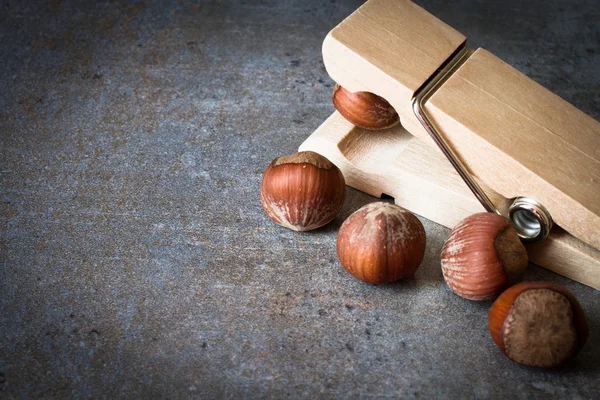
[[488, 281, 589, 368], [337, 202, 426, 284], [441, 212, 528, 300], [260, 151, 345, 231]]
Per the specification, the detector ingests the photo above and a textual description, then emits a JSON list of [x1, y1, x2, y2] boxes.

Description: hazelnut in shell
[[337, 202, 426, 284], [332, 84, 400, 130], [488, 281, 589, 368], [260, 151, 346, 231], [441, 212, 528, 300]]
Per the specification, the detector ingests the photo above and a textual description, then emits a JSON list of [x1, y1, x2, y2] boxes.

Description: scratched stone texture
[[1, 0, 599, 398]]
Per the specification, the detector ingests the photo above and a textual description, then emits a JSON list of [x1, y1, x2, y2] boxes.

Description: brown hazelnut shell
[[441, 212, 528, 300], [260, 151, 345, 231], [488, 281, 589, 367], [337, 202, 426, 284], [332, 84, 400, 130]]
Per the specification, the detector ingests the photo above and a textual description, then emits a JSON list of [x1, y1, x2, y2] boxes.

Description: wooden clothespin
[[300, 0, 600, 289]]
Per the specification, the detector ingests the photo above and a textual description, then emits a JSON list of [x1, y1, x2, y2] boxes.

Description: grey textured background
[[1, 0, 599, 398]]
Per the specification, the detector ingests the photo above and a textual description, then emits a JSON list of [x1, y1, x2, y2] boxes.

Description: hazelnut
[[260, 151, 346, 231], [337, 202, 426, 284], [488, 281, 589, 368], [441, 212, 528, 300], [332, 84, 400, 130]]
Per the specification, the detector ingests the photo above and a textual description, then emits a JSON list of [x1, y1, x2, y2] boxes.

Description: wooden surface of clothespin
[[300, 0, 600, 289]]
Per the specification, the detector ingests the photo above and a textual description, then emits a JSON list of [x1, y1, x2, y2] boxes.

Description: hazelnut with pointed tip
[[332, 84, 400, 130], [488, 281, 589, 368], [441, 212, 528, 300], [260, 151, 345, 231], [337, 202, 426, 284]]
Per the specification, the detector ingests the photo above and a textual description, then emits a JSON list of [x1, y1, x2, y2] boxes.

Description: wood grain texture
[[526, 227, 600, 290], [426, 48, 600, 250], [300, 112, 600, 290], [313, 0, 600, 288]]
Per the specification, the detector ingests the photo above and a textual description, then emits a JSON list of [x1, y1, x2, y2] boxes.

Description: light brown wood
[[300, 112, 600, 290], [322, 0, 465, 139], [299, 112, 488, 227], [310, 0, 600, 289], [426, 48, 600, 250], [322, 0, 600, 251], [527, 227, 600, 288]]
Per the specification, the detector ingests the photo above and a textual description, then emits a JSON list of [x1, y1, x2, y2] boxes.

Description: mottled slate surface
[[1, 0, 599, 398]]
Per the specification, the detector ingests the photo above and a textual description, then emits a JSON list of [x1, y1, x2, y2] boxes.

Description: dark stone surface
[[1, 0, 599, 398]]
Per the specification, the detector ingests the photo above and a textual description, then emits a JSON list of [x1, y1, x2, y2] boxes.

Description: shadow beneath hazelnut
[[308, 188, 383, 235], [555, 309, 600, 374], [366, 276, 421, 291]]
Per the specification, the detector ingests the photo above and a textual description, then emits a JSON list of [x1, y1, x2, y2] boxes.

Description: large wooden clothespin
[[300, 0, 600, 289]]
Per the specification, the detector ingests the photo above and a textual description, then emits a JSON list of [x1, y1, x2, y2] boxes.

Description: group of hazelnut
[[260, 85, 589, 369]]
